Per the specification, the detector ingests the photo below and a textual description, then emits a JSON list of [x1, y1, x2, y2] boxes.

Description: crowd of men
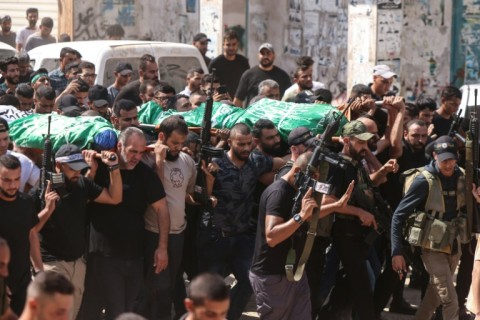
[[0, 7, 480, 320]]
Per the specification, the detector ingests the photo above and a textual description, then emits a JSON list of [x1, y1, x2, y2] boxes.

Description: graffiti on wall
[[74, 0, 136, 40], [462, 3, 480, 84]]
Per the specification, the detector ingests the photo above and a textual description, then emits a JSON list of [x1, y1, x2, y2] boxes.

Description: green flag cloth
[[138, 99, 347, 142], [8, 114, 115, 152]]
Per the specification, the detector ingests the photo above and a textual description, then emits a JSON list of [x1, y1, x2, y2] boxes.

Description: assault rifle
[[448, 108, 466, 144], [39, 116, 66, 208], [286, 108, 349, 281], [193, 69, 224, 228], [466, 88, 480, 234]]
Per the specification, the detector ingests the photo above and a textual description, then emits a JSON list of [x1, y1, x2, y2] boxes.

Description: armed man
[[323, 120, 382, 320], [391, 135, 472, 320]]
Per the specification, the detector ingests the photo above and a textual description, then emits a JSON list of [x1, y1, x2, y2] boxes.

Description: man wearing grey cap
[[391, 135, 470, 320], [0, 15, 16, 48], [108, 62, 133, 101], [39, 143, 122, 319], [323, 120, 381, 320], [234, 43, 291, 108]]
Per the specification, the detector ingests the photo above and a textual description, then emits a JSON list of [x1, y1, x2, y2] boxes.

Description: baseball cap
[[342, 120, 375, 141], [288, 127, 316, 147], [258, 43, 274, 53], [114, 62, 133, 76], [373, 64, 397, 79], [61, 105, 84, 117], [433, 136, 458, 162], [193, 33, 211, 42], [88, 85, 109, 108], [55, 144, 89, 171]]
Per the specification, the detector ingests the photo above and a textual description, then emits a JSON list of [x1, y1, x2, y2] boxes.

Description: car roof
[[0, 42, 16, 52]]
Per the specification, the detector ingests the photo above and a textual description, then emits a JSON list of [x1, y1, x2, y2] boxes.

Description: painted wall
[[71, 0, 200, 43]]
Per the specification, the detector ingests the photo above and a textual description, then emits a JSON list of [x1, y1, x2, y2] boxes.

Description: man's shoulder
[[48, 68, 63, 77], [210, 54, 226, 65]]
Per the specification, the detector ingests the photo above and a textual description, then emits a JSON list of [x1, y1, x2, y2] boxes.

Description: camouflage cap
[[342, 120, 375, 141]]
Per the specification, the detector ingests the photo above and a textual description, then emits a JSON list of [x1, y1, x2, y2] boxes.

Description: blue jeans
[[197, 228, 254, 320]]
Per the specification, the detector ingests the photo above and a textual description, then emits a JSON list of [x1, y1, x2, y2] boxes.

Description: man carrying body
[[178, 67, 204, 97], [16, 8, 38, 53], [38, 144, 121, 319], [234, 43, 291, 108], [197, 123, 274, 320], [391, 135, 468, 320], [209, 31, 250, 99], [111, 99, 139, 131]]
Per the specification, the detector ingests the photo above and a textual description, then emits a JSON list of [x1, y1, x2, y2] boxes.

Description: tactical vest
[[403, 167, 469, 254]]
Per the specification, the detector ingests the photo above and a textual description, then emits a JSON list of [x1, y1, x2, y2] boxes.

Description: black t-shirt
[[235, 66, 292, 106], [40, 176, 103, 262], [251, 179, 306, 275], [0, 193, 38, 294], [114, 80, 141, 106], [209, 54, 250, 98], [431, 112, 453, 137], [88, 162, 166, 259]]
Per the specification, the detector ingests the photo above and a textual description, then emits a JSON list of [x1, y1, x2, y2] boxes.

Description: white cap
[[373, 64, 397, 79]]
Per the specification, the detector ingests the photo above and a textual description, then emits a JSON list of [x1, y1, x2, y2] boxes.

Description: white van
[[28, 40, 208, 93], [0, 42, 16, 60]]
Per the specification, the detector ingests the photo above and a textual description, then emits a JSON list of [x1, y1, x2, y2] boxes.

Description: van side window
[[103, 58, 140, 87], [157, 57, 203, 93]]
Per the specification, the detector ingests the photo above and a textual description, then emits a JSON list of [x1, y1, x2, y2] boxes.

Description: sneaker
[[389, 299, 418, 315]]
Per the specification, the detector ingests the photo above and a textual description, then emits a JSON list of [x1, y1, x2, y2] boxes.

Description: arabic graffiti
[[74, 7, 104, 40]]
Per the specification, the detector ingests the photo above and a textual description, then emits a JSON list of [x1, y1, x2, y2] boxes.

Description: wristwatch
[[293, 213, 304, 225]]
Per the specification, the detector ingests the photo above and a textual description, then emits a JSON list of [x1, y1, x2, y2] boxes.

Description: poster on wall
[[284, 27, 302, 56], [376, 9, 402, 60]]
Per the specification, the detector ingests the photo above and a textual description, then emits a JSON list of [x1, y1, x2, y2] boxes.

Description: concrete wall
[[69, 0, 200, 43]]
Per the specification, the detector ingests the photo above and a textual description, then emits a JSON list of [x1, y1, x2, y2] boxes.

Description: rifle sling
[[285, 201, 320, 282]]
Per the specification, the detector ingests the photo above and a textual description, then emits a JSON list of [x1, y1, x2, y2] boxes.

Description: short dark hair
[[27, 271, 74, 299], [230, 123, 250, 138], [106, 24, 125, 38], [406, 119, 427, 131], [139, 80, 157, 94], [35, 85, 56, 100], [0, 56, 18, 73], [187, 273, 229, 306], [16, 83, 34, 99], [0, 94, 19, 108], [405, 102, 419, 118], [58, 33, 71, 42], [76, 78, 90, 93], [349, 84, 372, 101], [78, 61, 95, 72], [113, 99, 136, 116], [0, 154, 20, 170], [159, 115, 188, 139], [201, 74, 220, 86], [416, 96, 437, 111], [252, 119, 276, 139], [26, 8, 38, 15], [187, 67, 204, 78], [60, 47, 77, 59], [223, 30, 238, 42], [312, 88, 333, 104], [65, 62, 79, 73], [139, 54, 156, 72], [441, 86, 462, 101], [40, 17, 53, 28], [295, 56, 314, 67], [154, 84, 176, 96], [16, 53, 30, 64]]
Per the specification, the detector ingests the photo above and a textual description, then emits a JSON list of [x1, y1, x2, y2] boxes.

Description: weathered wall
[[199, 0, 222, 59], [68, 0, 200, 43], [401, 0, 452, 101]]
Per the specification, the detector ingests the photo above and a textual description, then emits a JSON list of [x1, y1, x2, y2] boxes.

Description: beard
[[165, 149, 180, 162], [368, 141, 377, 152], [2, 26, 10, 33], [5, 75, 19, 85], [0, 186, 17, 199], [260, 59, 273, 68], [261, 143, 282, 157], [348, 142, 366, 161], [232, 147, 250, 161]]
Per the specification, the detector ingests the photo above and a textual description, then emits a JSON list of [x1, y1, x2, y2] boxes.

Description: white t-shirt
[[144, 152, 196, 234], [16, 27, 37, 51], [282, 81, 326, 102], [6, 150, 40, 191]]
